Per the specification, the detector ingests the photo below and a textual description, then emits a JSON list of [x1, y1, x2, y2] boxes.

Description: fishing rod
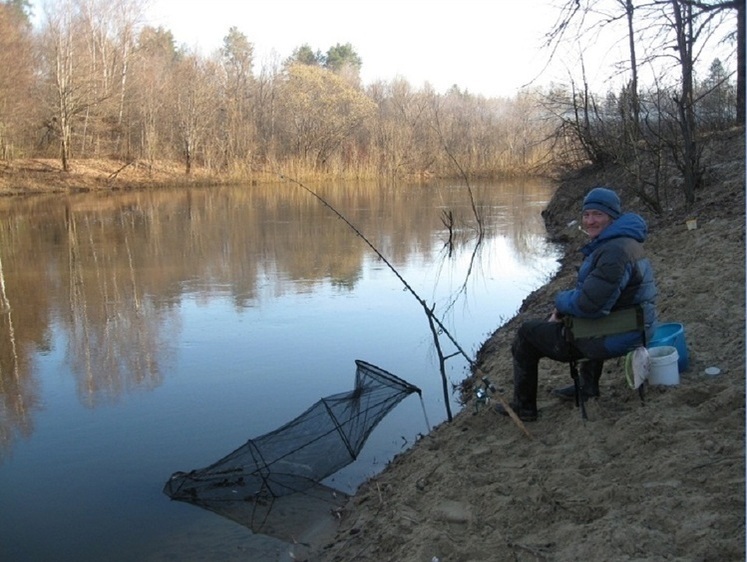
[[279, 174, 472, 363], [278, 174, 531, 437]]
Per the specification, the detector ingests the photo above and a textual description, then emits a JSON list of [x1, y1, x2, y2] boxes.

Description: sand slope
[[317, 132, 745, 562]]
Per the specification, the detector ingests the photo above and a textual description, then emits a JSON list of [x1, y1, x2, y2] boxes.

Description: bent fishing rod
[[279, 174, 472, 364], [277, 174, 532, 437]]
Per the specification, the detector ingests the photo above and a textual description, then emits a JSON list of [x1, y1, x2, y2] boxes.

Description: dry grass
[[0, 158, 233, 196], [0, 157, 536, 196]]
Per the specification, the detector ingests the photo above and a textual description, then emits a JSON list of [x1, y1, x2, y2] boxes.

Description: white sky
[[144, 0, 594, 98], [32, 0, 734, 98]]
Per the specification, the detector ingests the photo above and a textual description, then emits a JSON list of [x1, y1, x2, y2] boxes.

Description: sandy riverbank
[[315, 131, 746, 562]]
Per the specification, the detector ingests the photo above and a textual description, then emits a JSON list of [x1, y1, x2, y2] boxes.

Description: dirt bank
[[316, 132, 745, 561], [0, 158, 241, 195]]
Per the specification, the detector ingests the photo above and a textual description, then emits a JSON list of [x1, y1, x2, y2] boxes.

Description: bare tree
[[173, 53, 221, 174], [76, 0, 143, 156], [252, 54, 281, 166], [670, 0, 702, 204], [687, 0, 745, 124], [219, 27, 255, 169], [543, 0, 739, 208], [368, 77, 434, 177], [0, 1, 36, 159], [39, 0, 143, 169], [130, 25, 179, 166], [41, 0, 82, 170], [275, 64, 376, 170]]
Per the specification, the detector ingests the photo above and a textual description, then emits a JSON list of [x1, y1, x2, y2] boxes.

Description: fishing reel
[[473, 376, 497, 414]]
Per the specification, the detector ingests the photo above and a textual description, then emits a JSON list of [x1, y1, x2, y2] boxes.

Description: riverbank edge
[[0, 158, 257, 196], [313, 127, 745, 561], [0, 157, 543, 196]]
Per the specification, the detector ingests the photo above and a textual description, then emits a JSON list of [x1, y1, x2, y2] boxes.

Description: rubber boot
[[551, 360, 603, 401], [495, 360, 538, 421]]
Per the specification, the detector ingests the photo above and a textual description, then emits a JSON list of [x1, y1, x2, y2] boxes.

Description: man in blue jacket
[[496, 187, 657, 421]]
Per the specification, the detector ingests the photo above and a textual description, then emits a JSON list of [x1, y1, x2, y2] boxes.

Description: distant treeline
[[0, 0, 742, 203]]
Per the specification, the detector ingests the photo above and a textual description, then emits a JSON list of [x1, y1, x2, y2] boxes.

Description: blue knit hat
[[583, 187, 621, 219]]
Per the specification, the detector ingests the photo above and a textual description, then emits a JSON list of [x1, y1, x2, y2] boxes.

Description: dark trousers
[[511, 319, 604, 411]]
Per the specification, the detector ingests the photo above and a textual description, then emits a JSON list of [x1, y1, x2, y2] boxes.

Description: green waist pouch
[[564, 306, 644, 341]]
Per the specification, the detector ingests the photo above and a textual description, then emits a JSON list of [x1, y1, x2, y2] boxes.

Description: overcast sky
[[145, 0, 598, 98]]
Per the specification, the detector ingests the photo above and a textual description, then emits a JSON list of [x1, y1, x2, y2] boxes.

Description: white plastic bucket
[[647, 345, 679, 385]]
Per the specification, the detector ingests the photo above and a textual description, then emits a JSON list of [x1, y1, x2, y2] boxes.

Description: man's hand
[[548, 309, 564, 323]]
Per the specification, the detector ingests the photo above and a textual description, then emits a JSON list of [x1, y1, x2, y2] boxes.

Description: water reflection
[[0, 179, 559, 561], [0, 180, 554, 460], [0, 252, 38, 457]]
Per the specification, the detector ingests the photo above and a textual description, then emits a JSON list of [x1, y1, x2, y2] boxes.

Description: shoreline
[[315, 139, 746, 561], [0, 157, 555, 197], [2, 146, 744, 561], [0, 158, 241, 196]]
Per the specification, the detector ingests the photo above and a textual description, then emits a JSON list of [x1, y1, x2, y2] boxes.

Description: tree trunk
[[672, 0, 700, 206], [185, 139, 192, 175], [624, 0, 641, 136], [737, 0, 745, 125]]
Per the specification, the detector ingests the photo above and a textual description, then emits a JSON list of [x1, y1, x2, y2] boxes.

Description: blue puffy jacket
[[555, 213, 658, 357]]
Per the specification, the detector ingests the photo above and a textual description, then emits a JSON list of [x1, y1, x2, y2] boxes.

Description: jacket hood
[[582, 212, 648, 255]]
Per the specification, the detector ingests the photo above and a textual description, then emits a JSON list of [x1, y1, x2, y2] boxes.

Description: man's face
[[582, 209, 614, 239]]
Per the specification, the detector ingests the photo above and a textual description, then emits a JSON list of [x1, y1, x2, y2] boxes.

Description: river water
[[0, 178, 559, 561]]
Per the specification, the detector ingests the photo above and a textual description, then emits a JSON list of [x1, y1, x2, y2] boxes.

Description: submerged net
[[164, 360, 421, 503]]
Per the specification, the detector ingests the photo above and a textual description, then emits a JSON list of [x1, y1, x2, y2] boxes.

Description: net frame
[[164, 360, 421, 502]]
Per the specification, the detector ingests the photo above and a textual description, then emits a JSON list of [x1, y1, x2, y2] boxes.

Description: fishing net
[[163, 360, 421, 503]]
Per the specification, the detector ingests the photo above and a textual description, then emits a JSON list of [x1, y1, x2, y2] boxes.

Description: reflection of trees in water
[[0, 180, 556, 452], [435, 181, 558, 309], [64, 211, 171, 407], [505, 185, 558, 262], [0, 253, 39, 459], [286, 178, 558, 421], [426, 181, 558, 419]]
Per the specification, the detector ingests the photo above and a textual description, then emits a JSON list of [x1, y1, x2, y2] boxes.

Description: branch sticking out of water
[[278, 174, 530, 437], [279, 174, 471, 421]]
